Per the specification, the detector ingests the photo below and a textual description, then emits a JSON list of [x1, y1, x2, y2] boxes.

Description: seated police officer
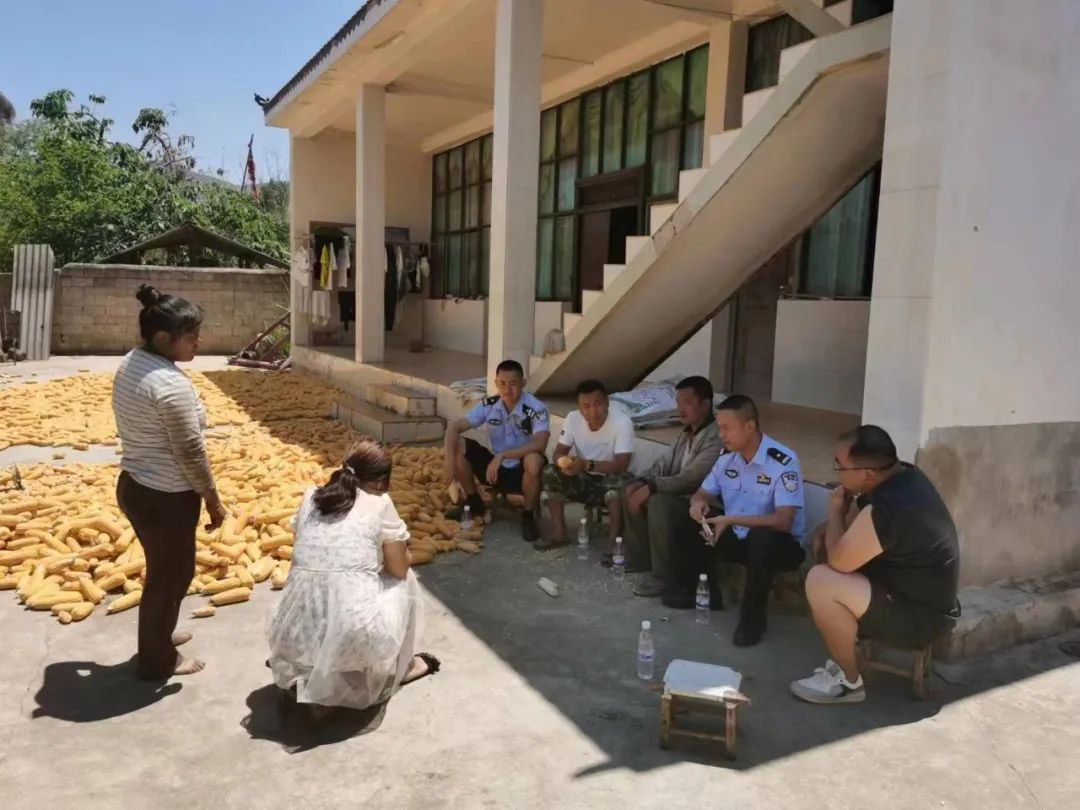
[[442, 359, 550, 542], [667, 394, 807, 648]]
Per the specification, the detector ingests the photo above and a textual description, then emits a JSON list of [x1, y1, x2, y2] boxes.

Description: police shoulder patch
[[767, 447, 792, 466], [781, 471, 800, 493], [724, 468, 739, 479], [483, 394, 500, 406]]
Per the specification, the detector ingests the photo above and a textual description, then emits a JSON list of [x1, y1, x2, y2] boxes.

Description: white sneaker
[[790, 659, 866, 704]]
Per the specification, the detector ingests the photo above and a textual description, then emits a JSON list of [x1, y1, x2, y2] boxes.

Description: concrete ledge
[[938, 572, 1080, 661]]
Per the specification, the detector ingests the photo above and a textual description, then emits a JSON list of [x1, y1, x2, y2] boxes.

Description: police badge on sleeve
[[780, 471, 800, 493]]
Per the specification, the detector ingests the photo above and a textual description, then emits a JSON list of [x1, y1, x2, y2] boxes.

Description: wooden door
[[577, 211, 611, 305]]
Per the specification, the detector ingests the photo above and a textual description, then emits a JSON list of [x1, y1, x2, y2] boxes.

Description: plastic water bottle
[[460, 505, 472, 534], [637, 620, 655, 680], [576, 517, 589, 561], [695, 573, 710, 625], [612, 537, 626, 581]]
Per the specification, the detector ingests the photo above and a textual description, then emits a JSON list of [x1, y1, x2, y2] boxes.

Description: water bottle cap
[[699, 573, 707, 581], [580, 517, 587, 524], [641, 620, 651, 630], [615, 536, 623, 544], [464, 505, 471, 512]]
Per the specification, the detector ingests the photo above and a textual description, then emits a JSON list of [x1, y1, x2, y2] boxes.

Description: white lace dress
[[266, 489, 421, 710]]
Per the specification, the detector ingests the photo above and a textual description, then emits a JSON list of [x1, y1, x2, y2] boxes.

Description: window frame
[[430, 133, 493, 299]]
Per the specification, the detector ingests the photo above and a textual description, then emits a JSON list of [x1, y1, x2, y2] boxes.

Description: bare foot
[[173, 655, 206, 676], [172, 631, 192, 647], [403, 655, 430, 683]]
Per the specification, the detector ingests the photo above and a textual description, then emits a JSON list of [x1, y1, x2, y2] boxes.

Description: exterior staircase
[[529, 14, 891, 394], [332, 383, 445, 443]]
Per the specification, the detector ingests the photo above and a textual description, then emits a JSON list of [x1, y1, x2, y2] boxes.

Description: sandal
[[401, 652, 441, 686]]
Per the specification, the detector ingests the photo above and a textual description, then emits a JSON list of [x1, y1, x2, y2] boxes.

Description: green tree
[[0, 90, 287, 271]]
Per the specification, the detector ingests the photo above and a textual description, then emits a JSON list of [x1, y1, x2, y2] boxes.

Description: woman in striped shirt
[[112, 284, 229, 679]]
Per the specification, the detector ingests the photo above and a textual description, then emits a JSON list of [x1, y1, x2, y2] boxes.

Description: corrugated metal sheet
[[11, 245, 55, 361]]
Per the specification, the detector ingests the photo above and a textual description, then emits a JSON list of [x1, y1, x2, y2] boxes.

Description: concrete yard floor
[[2, 514, 1079, 809]]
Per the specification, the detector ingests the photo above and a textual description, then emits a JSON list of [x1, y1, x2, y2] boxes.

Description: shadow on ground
[[32, 659, 181, 722], [417, 509, 1080, 774], [240, 684, 388, 754]]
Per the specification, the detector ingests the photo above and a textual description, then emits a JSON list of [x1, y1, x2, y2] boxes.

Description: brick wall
[[52, 264, 288, 355]]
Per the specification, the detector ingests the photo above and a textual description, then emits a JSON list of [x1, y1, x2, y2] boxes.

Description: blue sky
[[1, 0, 361, 181]]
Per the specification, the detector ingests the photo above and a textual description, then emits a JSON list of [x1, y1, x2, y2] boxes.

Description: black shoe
[[661, 590, 695, 610], [733, 617, 765, 647], [521, 511, 539, 543]]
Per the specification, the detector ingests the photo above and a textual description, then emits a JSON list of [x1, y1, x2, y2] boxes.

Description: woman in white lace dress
[[267, 439, 439, 712]]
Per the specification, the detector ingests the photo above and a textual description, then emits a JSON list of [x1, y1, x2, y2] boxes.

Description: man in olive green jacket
[[622, 376, 726, 597]]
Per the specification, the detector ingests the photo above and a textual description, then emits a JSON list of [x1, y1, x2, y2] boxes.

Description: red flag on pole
[[244, 135, 259, 202]]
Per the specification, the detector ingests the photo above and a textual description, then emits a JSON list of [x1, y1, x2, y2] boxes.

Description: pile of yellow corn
[[0, 371, 482, 626]]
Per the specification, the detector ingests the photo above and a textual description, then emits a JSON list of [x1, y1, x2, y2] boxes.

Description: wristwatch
[[587, 460, 596, 473]]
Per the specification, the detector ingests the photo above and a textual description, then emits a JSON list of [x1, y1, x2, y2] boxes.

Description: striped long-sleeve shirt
[[112, 348, 215, 494]]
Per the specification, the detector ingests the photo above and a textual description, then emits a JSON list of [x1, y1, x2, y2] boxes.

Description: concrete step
[[603, 263, 626, 289], [333, 395, 445, 444], [827, 0, 853, 27], [562, 312, 582, 334], [625, 235, 652, 264], [581, 289, 604, 315], [649, 202, 678, 235], [365, 383, 436, 417], [709, 128, 741, 165], [678, 168, 709, 203], [742, 86, 776, 122], [779, 39, 815, 81]]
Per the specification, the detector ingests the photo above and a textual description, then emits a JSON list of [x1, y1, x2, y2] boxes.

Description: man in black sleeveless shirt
[[790, 425, 960, 705]]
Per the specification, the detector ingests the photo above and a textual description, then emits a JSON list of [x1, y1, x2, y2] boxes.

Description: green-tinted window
[[482, 182, 492, 226], [557, 158, 577, 211], [650, 129, 680, 197], [464, 231, 480, 298], [687, 47, 708, 119], [582, 90, 602, 178], [603, 82, 625, 173], [448, 189, 462, 231], [626, 73, 649, 167], [540, 108, 557, 161], [653, 56, 684, 129], [800, 166, 880, 298], [539, 164, 555, 214], [434, 153, 447, 193], [465, 185, 480, 228], [746, 14, 813, 93], [554, 216, 576, 301], [448, 147, 463, 189], [480, 228, 491, 297], [559, 100, 579, 157], [482, 135, 494, 180], [537, 219, 554, 299], [683, 121, 704, 171], [465, 140, 480, 184], [447, 234, 462, 295]]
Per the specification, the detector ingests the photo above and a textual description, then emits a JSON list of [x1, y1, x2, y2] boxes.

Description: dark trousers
[[672, 525, 806, 631], [116, 472, 200, 678]]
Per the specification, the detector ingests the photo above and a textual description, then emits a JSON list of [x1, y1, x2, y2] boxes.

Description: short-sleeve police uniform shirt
[[465, 392, 550, 469], [701, 433, 806, 542]]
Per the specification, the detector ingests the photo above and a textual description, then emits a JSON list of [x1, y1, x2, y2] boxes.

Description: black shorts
[[858, 580, 958, 648], [463, 438, 545, 495]]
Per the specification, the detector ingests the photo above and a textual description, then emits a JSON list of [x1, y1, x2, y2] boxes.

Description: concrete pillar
[[486, 0, 542, 383], [864, 0, 1080, 586], [702, 21, 748, 164], [355, 84, 387, 363], [288, 134, 312, 348]]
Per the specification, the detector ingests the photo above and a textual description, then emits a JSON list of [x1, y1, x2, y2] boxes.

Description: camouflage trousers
[[541, 466, 636, 507]]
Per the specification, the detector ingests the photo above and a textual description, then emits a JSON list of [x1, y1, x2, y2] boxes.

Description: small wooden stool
[[659, 660, 750, 761], [857, 638, 933, 699]]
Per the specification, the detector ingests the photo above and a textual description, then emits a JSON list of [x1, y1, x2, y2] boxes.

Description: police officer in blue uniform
[[665, 394, 807, 647], [442, 359, 550, 542]]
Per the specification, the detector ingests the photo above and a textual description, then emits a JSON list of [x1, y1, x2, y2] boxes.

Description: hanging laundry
[[418, 255, 430, 280], [337, 291, 355, 330], [337, 236, 351, 287], [311, 290, 332, 326], [319, 244, 332, 289]]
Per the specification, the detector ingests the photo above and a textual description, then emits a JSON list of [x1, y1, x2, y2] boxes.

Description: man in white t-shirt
[[536, 379, 636, 552]]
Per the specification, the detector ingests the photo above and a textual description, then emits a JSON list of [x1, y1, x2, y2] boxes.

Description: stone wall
[[52, 264, 288, 355]]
